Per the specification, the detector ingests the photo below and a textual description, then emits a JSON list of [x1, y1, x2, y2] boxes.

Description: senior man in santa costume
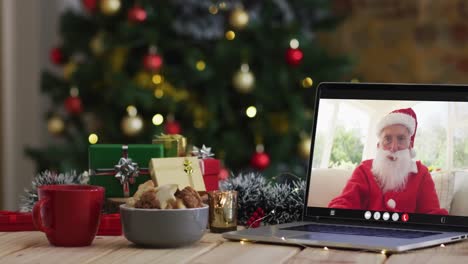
[[328, 108, 448, 215]]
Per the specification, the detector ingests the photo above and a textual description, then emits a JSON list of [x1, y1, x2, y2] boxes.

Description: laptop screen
[[305, 83, 468, 227]]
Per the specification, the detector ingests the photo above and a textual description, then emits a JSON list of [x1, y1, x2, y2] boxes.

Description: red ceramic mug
[[33, 184, 105, 247]]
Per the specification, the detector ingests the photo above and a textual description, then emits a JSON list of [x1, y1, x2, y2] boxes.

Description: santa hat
[[376, 108, 417, 157]]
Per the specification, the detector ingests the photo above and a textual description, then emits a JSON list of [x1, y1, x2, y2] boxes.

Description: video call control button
[[364, 211, 372, 220], [402, 213, 409, 222], [392, 213, 399, 221], [373, 212, 381, 220], [382, 212, 390, 221]]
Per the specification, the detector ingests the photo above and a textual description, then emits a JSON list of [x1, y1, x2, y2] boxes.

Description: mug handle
[[32, 199, 53, 234]]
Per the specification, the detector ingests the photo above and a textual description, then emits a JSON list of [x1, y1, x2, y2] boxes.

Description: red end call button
[[402, 213, 409, 222]]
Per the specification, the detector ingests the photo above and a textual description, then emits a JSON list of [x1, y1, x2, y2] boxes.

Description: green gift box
[[89, 144, 164, 198]]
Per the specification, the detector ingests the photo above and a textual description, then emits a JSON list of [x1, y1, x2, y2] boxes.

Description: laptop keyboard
[[282, 224, 440, 239]]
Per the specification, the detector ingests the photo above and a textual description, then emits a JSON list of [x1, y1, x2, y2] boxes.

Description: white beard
[[372, 148, 418, 193]]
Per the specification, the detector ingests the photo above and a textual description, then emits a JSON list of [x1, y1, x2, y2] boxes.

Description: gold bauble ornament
[[269, 113, 289, 134], [121, 115, 143, 136], [47, 116, 65, 135], [232, 64, 255, 93], [110, 47, 128, 72], [63, 61, 77, 80], [134, 71, 153, 89], [100, 0, 121, 16], [90, 32, 106, 56], [193, 106, 208, 129], [298, 137, 312, 160], [229, 8, 249, 30]]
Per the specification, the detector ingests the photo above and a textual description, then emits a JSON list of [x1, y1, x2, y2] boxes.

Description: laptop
[[223, 82, 468, 253]]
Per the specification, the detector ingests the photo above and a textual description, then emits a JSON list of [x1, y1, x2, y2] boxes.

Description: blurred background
[[2, 0, 468, 210]]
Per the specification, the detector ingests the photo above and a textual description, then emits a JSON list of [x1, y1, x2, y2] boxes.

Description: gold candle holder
[[208, 190, 238, 233]]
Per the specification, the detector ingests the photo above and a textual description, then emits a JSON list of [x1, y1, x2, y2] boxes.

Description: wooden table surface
[[1, 231, 468, 263]]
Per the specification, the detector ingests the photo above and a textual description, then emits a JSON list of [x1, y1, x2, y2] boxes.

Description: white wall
[[1, 0, 65, 210]]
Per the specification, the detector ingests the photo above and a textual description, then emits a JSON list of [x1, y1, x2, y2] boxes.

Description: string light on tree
[[301, 77, 313, 88], [246, 106, 257, 118], [285, 38, 303, 66], [50, 47, 64, 65], [143, 46, 163, 72], [154, 88, 164, 98], [152, 74, 163, 85], [229, 7, 249, 30], [250, 144, 270, 171], [233, 63, 255, 93], [298, 134, 312, 159], [47, 115, 65, 135], [152, 114, 164, 126], [100, 0, 121, 16], [121, 105, 143, 136], [64, 87, 83, 115], [90, 32, 106, 56], [196, 60, 206, 71], [128, 5, 147, 23], [218, 2, 227, 10], [208, 5, 218, 14], [88, 133, 99, 144], [225, 30, 236, 40]]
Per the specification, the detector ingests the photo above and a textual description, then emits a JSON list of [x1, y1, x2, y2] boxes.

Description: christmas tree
[[26, 0, 349, 179]]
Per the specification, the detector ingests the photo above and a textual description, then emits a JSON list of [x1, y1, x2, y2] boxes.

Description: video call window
[[308, 99, 468, 217]]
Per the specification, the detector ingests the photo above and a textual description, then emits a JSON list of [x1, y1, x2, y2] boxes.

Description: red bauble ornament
[[143, 54, 163, 71], [50, 47, 64, 65], [64, 96, 83, 115], [246, 208, 265, 228], [164, 121, 181, 134], [82, 0, 98, 12], [250, 151, 270, 170], [285, 47, 303, 66], [218, 168, 230, 180], [128, 5, 147, 23]]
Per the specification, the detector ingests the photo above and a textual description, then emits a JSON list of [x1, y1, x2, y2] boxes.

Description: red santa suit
[[328, 159, 448, 215]]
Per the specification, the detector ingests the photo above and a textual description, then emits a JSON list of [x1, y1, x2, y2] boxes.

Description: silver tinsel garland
[[19, 170, 89, 212], [219, 172, 305, 226]]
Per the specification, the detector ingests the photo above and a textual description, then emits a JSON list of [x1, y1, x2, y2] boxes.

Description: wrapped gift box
[[89, 144, 164, 198], [149, 156, 206, 191], [97, 214, 122, 236], [152, 134, 186, 157], [200, 158, 220, 191], [0, 211, 36, 231], [0, 210, 121, 236]]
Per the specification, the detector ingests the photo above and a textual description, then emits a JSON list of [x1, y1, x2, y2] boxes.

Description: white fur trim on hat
[[376, 112, 416, 136]]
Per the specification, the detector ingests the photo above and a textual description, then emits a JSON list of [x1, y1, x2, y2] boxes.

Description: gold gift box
[[152, 133, 187, 157], [149, 157, 206, 192]]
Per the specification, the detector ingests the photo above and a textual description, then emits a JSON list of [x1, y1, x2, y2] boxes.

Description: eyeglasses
[[381, 135, 410, 148]]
